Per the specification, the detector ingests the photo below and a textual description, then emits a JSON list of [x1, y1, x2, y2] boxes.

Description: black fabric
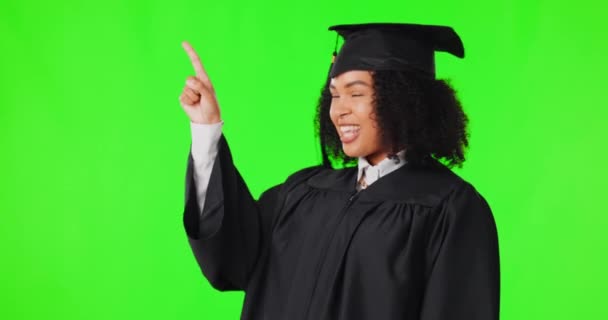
[[328, 23, 465, 78], [183, 135, 500, 320]]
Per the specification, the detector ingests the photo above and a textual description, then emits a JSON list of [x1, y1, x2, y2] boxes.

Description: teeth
[[339, 125, 360, 134]]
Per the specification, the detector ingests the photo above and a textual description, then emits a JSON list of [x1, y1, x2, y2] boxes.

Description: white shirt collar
[[357, 150, 407, 190]]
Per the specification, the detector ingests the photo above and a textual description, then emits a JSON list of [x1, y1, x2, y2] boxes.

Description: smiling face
[[329, 70, 390, 165]]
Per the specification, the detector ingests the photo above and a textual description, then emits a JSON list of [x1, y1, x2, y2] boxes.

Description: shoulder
[[256, 166, 322, 205], [425, 170, 496, 233], [284, 165, 328, 186], [346, 162, 467, 206], [424, 167, 490, 210], [283, 165, 357, 194], [411, 164, 466, 196], [260, 165, 336, 200], [443, 177, 492, 214]]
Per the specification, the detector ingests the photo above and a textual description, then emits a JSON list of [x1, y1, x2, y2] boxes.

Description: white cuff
[[190, 121, 224, 213], [190, 121, 224, 164]]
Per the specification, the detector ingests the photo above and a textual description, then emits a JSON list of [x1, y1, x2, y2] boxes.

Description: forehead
[[329, 70, 373, 88]]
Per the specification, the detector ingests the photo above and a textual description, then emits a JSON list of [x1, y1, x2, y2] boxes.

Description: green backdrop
[[1, 0, 606, 319]]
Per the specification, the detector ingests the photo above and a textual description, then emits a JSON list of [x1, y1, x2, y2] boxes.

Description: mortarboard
[[328, 23, 465, 79]]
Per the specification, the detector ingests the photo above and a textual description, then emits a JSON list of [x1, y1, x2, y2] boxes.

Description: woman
[[179, 23, 500, 320]]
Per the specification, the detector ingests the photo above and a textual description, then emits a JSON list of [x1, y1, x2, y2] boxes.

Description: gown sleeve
[[183, 134, 282, 291], [419, 181, 500, 320]]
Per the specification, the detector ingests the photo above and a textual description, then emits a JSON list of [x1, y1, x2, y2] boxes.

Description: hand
[[179, 41, 222, 124]]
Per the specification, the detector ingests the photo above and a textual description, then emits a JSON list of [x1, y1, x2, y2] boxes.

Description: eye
[[351, 94, 364, 97], [331, 95, 340, 99]]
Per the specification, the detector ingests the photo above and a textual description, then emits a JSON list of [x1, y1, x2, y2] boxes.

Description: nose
[[331, 97, 351, 118], [338, 110, 351, 119]]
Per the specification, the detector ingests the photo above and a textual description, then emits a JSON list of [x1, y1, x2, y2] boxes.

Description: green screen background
[[1, 0, 606, 319]]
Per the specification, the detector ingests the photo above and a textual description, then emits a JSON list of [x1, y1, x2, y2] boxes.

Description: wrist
[[192, 115, 222, 125]]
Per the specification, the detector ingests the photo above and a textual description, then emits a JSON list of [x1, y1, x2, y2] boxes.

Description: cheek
[[353, 101, 377, 126], [356, 103, 383, 143]]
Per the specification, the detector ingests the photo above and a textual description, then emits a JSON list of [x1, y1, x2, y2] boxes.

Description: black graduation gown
[[183, 135, 500, 320]]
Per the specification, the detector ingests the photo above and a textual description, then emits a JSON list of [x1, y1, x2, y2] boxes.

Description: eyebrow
[[329, 80, 372, 90]]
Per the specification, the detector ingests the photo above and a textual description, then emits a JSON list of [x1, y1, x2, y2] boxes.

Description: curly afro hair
[[315, 69, 469, 169]]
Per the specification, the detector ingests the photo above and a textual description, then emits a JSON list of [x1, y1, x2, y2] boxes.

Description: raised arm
[[179, 42, 278, 291], [183, 133, 278, 291]]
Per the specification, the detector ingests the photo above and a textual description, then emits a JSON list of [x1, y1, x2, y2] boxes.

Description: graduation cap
[[328, 23, 465, 79]]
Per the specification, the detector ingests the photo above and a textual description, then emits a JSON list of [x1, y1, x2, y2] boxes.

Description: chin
[[341, 146, 362, 159]]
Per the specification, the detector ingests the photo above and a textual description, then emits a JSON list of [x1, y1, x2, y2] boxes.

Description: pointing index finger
[[182, 41, 210, 84]]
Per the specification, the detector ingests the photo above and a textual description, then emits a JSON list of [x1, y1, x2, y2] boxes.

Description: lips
[[338, 125, 360, 143]]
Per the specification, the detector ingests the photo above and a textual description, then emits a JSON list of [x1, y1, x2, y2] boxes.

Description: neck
[[365, 153, 388, 166]]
